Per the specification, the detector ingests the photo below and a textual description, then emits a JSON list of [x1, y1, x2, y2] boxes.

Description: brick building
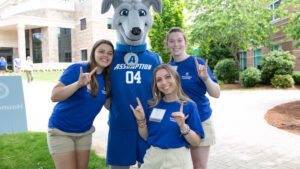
[[0, 0, 117, 70], [239, 0, 300, 72]]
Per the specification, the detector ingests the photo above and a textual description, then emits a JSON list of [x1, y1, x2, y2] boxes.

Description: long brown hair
[[148, 64, 192, 107], [87, 39, 114, 98]]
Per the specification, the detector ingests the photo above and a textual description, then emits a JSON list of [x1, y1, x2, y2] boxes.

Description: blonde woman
[[166, 27, 221, 169], [130, 64, 204, 169]]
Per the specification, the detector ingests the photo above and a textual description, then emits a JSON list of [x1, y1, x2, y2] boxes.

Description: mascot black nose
[[131, 27, 141, 35]]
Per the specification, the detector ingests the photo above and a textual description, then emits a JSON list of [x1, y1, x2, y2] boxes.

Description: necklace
[[163, 97, 180, 103]]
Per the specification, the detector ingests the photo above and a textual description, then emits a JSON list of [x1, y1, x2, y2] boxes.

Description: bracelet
[[137, 118, 147, 128], [136, 118, 146, 122], [137, 122, 147, 128], [180, 124, 190, 136]]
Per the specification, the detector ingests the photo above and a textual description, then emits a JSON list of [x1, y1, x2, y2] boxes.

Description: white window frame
[[270, 0, 281, 21], [239, 52, 247, 70], [253, 48, 262, 68]]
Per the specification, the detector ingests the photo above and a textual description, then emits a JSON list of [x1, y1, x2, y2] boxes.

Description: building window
[[270, 0, 281, 21], [25, 30, 30, 56], [253, 48, 262, 69], [32, 28, 43, 63], [80, 18, 86, 30], [239, 52, 247, 70], [58, 28, 72, 62], [107, 18, 113, 29], [64, 51, 72, 62], [81, 49, 87, 61], [271, 44, 282, 51]]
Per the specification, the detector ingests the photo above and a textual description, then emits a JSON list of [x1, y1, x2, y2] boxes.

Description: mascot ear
[[101, 0, 112, 14], [101, 0, 123, 14], [143, 0, 162, 14]]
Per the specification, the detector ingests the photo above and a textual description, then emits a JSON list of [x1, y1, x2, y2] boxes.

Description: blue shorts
[[106, 128, 150, 166]]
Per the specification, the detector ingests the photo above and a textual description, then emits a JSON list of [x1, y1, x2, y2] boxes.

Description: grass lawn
[[0, 132, 108, 169], [21, 71, 63, 83]]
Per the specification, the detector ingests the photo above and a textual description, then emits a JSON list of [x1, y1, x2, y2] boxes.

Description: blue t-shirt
[[48, 63, 107, 133], [0, 60, 7, 67], [109, 43, 161, 130], [147, 100, 204, 149], [169, 56, 217, 121]]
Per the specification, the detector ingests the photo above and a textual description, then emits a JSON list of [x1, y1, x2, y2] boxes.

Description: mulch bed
[[221, 83, 300, 136], [265, 101, 300, 136]]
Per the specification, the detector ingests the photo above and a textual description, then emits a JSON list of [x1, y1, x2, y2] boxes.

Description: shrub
[[292, 73, 300, 85], [271, 74, 294, 88], [213, 59, 239, 84], [239, 67, 261, 87], [261, 51, 295, 84], [217, 80, 224, 85]]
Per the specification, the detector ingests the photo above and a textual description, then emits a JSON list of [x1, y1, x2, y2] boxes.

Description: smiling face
[[167, 31, 187, 58], [101, 0, 162, 46], [113, 1, 152, 46], [155, 68, 178, 100], [94, 43, 114, 69]]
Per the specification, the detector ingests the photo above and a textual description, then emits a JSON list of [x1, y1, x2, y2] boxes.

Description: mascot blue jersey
[[109, 43, 161, 130]]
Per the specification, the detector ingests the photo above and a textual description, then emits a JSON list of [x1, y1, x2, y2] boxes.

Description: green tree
[[185, 0, 276, 65], [198, 41, 235, 71], [148, 0, 184, 63], [213, 58, 239, 84], [261, 50, 295, 84], [279, 0, 300, 47]]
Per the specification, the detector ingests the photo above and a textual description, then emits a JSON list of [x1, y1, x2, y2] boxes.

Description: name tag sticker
[[149, 108, 166, 122]]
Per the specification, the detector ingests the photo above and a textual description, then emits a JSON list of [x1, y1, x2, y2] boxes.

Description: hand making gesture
[[194, 58, 209, 82], [171, 101, 189, 128], [77, 66, 97, 87], [130, 97, 145, 121]]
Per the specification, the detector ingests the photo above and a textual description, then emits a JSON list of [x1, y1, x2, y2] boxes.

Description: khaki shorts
[[47, 126, 95, 154], [141, 146, 192, 169], [199, 117, 216, 146]]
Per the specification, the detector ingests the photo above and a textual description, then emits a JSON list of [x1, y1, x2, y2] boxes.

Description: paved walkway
[[23, 81, 300, 169]]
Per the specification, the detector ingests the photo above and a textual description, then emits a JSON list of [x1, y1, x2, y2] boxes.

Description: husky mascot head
[[101, 0, 162, 46]]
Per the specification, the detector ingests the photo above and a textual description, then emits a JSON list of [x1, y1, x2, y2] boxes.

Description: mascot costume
[[101, 0, 162, 167]]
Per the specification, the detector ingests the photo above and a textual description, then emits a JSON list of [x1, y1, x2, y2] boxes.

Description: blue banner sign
[[0, 76, 27, 134]]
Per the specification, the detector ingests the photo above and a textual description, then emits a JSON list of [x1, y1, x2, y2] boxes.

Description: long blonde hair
[[148, 64, 192, 107]]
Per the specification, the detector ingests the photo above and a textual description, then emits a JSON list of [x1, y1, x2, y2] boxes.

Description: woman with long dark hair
[[47, 39, 114, 169]]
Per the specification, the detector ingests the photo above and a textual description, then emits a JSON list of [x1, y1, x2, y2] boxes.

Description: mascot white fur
[[101, 0, 162, 167]]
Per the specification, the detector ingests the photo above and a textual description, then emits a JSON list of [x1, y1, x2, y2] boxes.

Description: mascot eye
[[138, 9, 147, 16], [120, 9, 129, 16]]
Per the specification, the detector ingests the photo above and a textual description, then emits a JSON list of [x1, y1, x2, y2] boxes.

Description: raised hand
[[171, 101, 189, 128], [194, 58, 209, 82], [130, 97, 145, 121], [77, 67, 97, 87]]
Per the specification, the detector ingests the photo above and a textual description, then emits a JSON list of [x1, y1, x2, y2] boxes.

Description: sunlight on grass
[[0, 132, 108, 169], [20, 71, 63, 83]]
